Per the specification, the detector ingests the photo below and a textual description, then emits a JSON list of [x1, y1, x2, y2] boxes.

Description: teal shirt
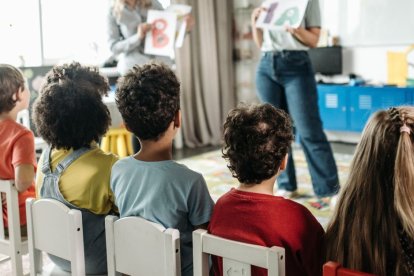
[[110, 157, 214, 276]]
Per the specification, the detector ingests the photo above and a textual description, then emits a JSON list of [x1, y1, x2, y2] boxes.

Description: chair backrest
[[323, 262, 375, 276], [0, 180, 26, 276], [26, 198, 85, 276], [105, 215, 181, 276], [193, 229, 285, 276]]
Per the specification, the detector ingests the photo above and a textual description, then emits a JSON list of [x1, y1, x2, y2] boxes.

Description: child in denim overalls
[[33, 62, 118, 274]]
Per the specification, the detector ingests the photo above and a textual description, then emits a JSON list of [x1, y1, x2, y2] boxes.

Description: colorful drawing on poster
[[264, 3, 278, 24], [144, 10, 177, 57], [255, 0, 308, 30], [166, 4, 192, 48]]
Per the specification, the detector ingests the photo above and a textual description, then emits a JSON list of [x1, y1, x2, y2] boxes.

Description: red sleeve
[[12, 130, 37, 170], [301, 212, 325, 276]]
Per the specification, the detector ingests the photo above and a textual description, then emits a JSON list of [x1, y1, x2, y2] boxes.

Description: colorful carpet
[[0, 147, 353, 275], [178, 146, 353, 228]]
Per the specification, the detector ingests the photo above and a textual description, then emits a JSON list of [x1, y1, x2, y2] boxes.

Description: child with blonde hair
[[0, 64, 36, 234], [326, 106, 414, 275]]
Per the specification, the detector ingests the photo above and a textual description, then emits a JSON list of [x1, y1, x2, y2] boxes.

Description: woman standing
[[251, 0, 339, 206], [107, 0, 170, 75], [108, 0, 172, 152]]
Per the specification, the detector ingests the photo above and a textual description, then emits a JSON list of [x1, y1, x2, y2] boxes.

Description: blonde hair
[[112, 0, 152, 21], [325, 106, 414, 275]]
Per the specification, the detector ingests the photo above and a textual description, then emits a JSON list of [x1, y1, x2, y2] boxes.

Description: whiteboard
[[338, 0, 414, 46]]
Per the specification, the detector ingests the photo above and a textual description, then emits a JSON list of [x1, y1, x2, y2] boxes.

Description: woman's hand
[[137, 23, 152, 40], [251, 7, 266, 26], [251, 7, 266, 48], [285, 26, 321, 48], [184, 14, 195, 33]]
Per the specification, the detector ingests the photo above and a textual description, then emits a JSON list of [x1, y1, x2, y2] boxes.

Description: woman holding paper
[[107, 0, 169, 75], [251, 0, 339, 208], [107, 0, 193, 152]]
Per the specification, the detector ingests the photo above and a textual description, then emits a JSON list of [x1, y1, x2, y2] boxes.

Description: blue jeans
[[256, 51, 339, 197]]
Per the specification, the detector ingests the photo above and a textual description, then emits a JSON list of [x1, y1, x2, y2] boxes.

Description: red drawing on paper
[[152, 19, 169, 48]]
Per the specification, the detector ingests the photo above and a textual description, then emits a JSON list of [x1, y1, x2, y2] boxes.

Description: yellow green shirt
[[36, 144, 118, 215]]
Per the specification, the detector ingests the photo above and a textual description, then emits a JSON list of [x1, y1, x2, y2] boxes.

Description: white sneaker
[[275, 189, 299, 198], [329, 194, 338, 211]]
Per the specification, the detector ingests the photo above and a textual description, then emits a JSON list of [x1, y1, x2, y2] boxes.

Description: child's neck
[[237, 175, 277, 196], [0, 110, 18, 122], [134, 138, 173, 162]]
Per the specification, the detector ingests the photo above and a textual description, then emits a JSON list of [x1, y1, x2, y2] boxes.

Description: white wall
[[342, 46, 411, 84], [320, 0, 412, 84]]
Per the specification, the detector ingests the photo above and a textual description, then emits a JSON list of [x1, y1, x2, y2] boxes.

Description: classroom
[[1, 0, 414, 275]]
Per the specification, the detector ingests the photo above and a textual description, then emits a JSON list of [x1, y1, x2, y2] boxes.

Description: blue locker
[[349, 87, 409, 131], [317, 85, 349, 131]]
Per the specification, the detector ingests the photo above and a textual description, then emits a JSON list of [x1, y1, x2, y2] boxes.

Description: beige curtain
[[174, 0, 236, 148]]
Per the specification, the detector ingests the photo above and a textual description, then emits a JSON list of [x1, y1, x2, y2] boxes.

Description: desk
[[318, 85, 414, 133]]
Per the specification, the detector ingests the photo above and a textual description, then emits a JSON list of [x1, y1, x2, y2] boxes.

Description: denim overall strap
[[39, 146, 109, 274], [41, 146, 53, 175], [40, 147, 91, 209]]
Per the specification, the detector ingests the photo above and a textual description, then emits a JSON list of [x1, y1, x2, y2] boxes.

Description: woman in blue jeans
[[251, 0, 339, 208]]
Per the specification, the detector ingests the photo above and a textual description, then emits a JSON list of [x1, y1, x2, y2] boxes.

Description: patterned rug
[[0, 147, 353, 275], [178, 146, 353, 228]]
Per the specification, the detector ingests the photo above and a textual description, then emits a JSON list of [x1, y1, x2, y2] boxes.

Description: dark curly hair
[[116, 62, 180, 141], [0, 64, 25, 113], [33, 62, 111, 150], [222, 103, 294, 185]]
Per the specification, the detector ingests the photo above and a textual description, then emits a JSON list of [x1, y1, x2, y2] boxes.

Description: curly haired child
[[112, 62, 214, 276], [326, 106, 414, 275], [208, 103, 324, 276], [0, 64, 36, 234], [33, 62, 118, 274]]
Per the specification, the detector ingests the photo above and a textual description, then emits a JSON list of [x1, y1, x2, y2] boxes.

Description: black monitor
[[308, 46, 342, 75]]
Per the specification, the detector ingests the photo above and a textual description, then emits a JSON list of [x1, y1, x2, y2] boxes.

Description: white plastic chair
[[105, 215, 181, 276], [26, 198, 85, 276], [193, 229, 285, 276], [0, 180, 28, 276]]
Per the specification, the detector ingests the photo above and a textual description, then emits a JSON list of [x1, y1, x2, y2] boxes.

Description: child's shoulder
[[1, 119, 31, 133], [0, 119, 33, 141], [170, 161, 203, 178], [113, 158, 202, 177]]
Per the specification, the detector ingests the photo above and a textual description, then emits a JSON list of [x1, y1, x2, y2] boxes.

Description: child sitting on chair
[[111, 62, 215, 276], [208, 104, 324, 276], [325, 106, 414, 275], [0, 64, 36, 235], [33, 62, 118, 274]]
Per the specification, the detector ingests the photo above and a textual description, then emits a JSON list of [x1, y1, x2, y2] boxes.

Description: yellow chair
[[100, 128, 134, 158]]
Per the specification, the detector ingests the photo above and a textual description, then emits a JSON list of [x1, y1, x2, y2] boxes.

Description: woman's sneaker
[[275, 189, 299, 199], [309, 195, 338, 211]]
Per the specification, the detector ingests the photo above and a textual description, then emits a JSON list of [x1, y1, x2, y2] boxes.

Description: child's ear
[[12, 89, 20, 101], [173, 110, 181, 129], [279, 154, 288, 171]]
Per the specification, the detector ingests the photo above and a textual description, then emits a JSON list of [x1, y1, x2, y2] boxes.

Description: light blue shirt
[[110, 157, 214, 276]]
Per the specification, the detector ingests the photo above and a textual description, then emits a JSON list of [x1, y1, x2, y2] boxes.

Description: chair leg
[[100, 136, 110, 153], [10, 250, 23, 276], [117, 135, 128, 158]]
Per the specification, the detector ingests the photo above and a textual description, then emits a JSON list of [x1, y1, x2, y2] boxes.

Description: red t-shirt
[[208, 188, 324, 276], [0, 119, 36, 227]]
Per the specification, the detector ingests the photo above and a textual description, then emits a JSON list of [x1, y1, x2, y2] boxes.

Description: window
[[0, 0, 42, 66], [1, 0, 171, 67]]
